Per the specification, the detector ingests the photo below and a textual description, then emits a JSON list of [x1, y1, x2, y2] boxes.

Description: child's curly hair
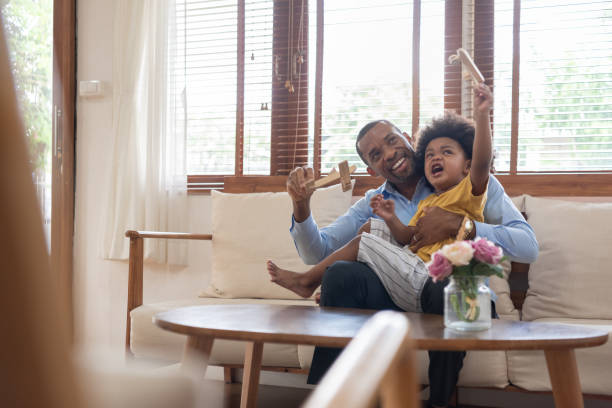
[[415, 111, 475, 175]]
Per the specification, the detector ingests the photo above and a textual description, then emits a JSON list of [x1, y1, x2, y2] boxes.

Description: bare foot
[[266, 261, 318, 298]]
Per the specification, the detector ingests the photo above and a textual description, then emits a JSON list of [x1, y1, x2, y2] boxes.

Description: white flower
[[440, 240, 474, 266]]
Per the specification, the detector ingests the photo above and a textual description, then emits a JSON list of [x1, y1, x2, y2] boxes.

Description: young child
[[267, 83, 493, 311]]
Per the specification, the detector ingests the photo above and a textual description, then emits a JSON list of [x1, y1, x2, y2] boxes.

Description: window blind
[[419, 0, 445, 127], [495, 0, 612, 172], [492, 0, 513, 172], [244, 0, 273, 174], [271, 0, 309, 176], [176, 0, 272, 176], [177, 0, 238, 175], [317, 0, 414, 173]]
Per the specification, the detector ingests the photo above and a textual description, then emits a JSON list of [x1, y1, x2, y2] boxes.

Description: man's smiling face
[[357, 121, 416, 184]]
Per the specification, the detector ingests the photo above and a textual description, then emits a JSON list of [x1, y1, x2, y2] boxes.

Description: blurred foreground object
[[302, 311, 418, 408]]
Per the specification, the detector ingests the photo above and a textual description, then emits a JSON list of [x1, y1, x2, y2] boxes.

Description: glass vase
[[444, 276, 491, 331]]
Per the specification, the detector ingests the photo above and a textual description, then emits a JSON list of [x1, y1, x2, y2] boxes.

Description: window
[[309, 0, 446, 176], [244, 0, 273, 174], [178, 0, 238, 175], [492, 0, 612, 173], [177, 0, 272, 180], [184, 0, 612, 195], [419, 0, 445, 126], [316, 0, 414, 173]]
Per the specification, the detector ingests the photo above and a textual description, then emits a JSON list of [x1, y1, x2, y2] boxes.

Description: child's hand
[[473, 83, 493, 116], [370, 194, 384, 211], [370, 194, 395, 221]]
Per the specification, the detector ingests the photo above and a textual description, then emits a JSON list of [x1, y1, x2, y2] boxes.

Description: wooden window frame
[[472, 0, 612, 196], [52, 0, 76, 333], [188, 0, 612, 197]]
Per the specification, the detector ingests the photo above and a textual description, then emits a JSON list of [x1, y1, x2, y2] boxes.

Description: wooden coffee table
[[154, 304, 608, 408]]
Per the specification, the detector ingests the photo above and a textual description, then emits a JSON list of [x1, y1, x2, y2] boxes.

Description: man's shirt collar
[[381, 177, 432, 201]]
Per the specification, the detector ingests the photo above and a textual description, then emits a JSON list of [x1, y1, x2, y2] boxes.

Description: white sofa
[[127, 183, 612, 398]]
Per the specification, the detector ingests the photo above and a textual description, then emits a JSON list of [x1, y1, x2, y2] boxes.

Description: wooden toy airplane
[[306, 160, 357, 192], [448, 48, 485, 83]]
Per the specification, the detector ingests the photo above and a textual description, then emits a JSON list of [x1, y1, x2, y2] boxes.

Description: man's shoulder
[[483, 174, 506, 200], [487, 174, 504, 190]]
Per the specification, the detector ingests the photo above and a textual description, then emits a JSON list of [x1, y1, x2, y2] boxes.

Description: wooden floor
[[197, 381, 496, 408], [197, 381, 312, 408]]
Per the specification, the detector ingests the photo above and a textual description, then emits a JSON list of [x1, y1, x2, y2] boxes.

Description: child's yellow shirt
[[408, 175, 486, 262]]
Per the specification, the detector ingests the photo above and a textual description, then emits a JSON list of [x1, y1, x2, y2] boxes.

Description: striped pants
[[356, 218, 429, 312]]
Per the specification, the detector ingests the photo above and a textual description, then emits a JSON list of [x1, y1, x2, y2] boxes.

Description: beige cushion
[[522, 196, 612, 321], [507, 317, 612, 395], [510, 194, 526, 213], [490, 259, 519, 320], [483, 194, 525, 319], [299, 313, 517, 388], [203, 182, 353, 299], [298, 348, 509, 388], [130, 297, 315, 366]]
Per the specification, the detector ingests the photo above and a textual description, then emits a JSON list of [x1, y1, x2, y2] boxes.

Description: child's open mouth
[[430, 163, 444, 176]]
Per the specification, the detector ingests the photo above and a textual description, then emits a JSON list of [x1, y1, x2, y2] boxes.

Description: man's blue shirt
[[290, 175, 538, 265]]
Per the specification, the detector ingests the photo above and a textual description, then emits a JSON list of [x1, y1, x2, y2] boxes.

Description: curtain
[[102, 0, 187, 264]]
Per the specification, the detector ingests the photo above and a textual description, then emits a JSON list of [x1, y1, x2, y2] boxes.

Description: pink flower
[[427, 252, 453, 282], [471, 237, 503, 264], [440, 240, 474, 266]]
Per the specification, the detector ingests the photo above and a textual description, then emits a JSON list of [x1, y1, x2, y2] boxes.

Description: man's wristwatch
[[456, 216, 474, 241]]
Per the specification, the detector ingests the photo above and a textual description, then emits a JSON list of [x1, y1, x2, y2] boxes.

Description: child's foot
[[266, 261, 318, 298]]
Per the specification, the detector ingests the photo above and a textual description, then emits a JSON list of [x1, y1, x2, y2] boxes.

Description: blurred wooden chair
[[0, 23, 195, 408], [302, 311, 419, 408]]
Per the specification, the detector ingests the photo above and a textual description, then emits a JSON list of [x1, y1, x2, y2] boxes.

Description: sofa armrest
[[125, 230, 212, 240], [124, 230, 212, 356]]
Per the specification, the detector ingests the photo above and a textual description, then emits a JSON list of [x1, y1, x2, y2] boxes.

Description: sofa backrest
[[223, 177, 612, 319], [517, 195, 612, 321], [510, 196, 612, 311], [204, 180, 354, 299]]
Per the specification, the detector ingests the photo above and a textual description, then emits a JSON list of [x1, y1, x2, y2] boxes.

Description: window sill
[[187, 173, 612, 197]]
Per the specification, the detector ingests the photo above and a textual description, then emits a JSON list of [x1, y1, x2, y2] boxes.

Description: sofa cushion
[[510, 194, 526, 213], [298, 347, 509, 388], [130, 297, 315, 366], [482, 194, 525, 319], [299, 311, 519, 388], [507, 317, 612, 395], [203, 182, 353, 299], [522, 196, 612, 321], [489, 259, 519, 320]]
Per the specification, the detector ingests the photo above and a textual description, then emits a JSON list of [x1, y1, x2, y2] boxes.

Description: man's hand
[[410, 206, 464, 251], [287, 166, 315, 222], [370, 194, 395, 222], [315, 291, 321, 305], [287, 166, 315, 202]]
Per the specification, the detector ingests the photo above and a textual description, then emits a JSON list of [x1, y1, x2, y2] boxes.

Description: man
[[288, 120, 538, 408]]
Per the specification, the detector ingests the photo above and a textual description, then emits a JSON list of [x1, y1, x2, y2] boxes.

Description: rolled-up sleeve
[[290, 196, 373, 264]]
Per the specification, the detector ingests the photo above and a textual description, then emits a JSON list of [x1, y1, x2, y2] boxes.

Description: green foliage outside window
[[2, 0, 53, 175]]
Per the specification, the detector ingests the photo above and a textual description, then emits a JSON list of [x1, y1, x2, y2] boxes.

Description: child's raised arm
[[470, 83, 493, 196]]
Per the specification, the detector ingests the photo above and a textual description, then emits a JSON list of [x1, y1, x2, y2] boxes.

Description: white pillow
[[510, 194, 526, 213], [202, 182, 354, 299], [522, 195, 612, 321]]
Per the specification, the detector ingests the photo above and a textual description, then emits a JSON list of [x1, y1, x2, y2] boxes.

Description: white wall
[[74, 0, 213, 350]]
